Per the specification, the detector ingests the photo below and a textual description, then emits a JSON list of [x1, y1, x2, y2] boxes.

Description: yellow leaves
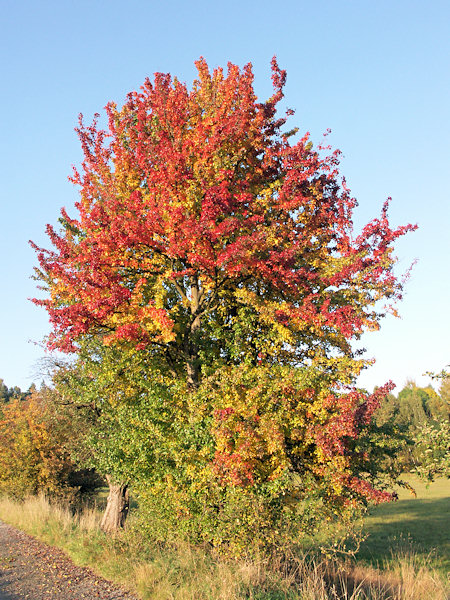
[[365, 319, 380, 332], [0, 392, 73, 499], [50, 279, 75, 305], [233, 288, 294, 344], [254, 183, 278, 207], [153, 275, 168, 310]]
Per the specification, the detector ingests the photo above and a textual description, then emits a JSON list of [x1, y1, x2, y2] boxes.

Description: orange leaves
[[0, 391, 74, 498]]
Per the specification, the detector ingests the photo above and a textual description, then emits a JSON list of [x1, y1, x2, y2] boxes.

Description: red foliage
[[31, 58, 415, 368]]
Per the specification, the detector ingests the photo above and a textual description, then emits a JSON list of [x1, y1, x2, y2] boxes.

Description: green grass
[[358, 476, 450, 574]]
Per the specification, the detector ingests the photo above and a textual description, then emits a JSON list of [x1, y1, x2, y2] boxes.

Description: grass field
[[357, 476, 450, 575], [0, 477, 448, 599]]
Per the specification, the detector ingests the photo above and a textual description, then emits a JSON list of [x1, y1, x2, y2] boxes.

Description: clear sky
[[1, 0, 448, 393]]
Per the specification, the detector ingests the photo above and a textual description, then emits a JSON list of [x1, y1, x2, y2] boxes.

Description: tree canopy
[[32, 58, 414, 384], [31, 58, 417, 551]]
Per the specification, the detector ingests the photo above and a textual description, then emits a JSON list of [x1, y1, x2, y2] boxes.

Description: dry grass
[[0, 495, 447, 600]]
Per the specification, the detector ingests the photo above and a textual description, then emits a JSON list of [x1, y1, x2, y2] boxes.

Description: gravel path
[[0, 521, 139, 600]]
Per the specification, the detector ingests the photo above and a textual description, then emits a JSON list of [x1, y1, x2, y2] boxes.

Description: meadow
[[0, 476, 448, 600], [358, 476, 449, 576]]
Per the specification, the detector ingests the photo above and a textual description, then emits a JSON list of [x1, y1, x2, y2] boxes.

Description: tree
[[0, 379, 28, 405], [0, 389, 77, 499], [373, 379, 450, 476], [412, 420, 450, 481], [438, 373, 450, 406], [0, 379, 9, 403], [397, 381, 433, 427], [32, 58, 416, 547], [0, 379, 33, 420], [410, 368, 449, 482]]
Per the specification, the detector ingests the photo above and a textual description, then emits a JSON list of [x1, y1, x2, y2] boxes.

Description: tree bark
[[186, 276, 202, 389], [100, 475, 129, 533]]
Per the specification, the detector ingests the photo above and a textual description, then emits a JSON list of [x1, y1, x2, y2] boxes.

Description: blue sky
[[1, 0, 449, 393]]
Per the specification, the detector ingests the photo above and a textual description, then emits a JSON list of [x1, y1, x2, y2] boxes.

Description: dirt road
[[0, 521, 139, 600]]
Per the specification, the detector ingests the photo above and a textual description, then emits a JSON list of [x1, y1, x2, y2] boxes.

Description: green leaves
[[412, 420, 450, 481]]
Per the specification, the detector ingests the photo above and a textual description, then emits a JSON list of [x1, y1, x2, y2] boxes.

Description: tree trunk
[[100, 475, 129, 533], [186, 353, 200, 389], [186, 276, 202, 389]]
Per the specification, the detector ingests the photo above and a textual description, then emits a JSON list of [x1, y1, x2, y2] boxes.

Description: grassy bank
[[0, 490, 447, 600]]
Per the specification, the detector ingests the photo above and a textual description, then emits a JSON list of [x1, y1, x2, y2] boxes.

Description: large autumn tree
[[32, 58, 416, 548]]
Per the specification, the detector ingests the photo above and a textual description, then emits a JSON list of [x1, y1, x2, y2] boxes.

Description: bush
[[0, 389, 101, 501]]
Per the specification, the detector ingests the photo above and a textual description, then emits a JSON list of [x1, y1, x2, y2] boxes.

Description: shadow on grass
[[358, 495, 450, 573]]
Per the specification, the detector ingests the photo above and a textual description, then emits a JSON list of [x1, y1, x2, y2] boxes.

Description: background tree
[[396, 381, 447, 425], [0, 388, 78, 499], [32, 58, 416, 551], [373, 378, 449, 477], [0, 379, 9, 404], [412, 420, 450, 481], [438, 375, 450, 406], [0, 379, 30, 405], [410, 369, 450, 481]]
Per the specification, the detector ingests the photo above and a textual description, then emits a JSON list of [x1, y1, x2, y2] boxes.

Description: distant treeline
[[375, 380, 448, 428], [0, 378, 37, 403]]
